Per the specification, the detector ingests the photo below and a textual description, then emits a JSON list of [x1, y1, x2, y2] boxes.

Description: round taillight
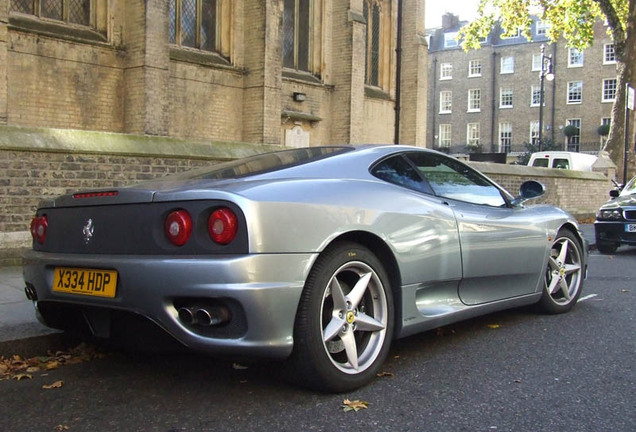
[[165, 210, 192, 246], [208, 208, 238, 245], [30, 215, 48, 244]]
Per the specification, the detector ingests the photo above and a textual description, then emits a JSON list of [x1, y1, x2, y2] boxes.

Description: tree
[[458, 0, 635, 181]]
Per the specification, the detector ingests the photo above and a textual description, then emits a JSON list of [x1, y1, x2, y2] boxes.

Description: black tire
[[287, 241, 394, 392], [596, 240, 619, 255], [537, 230, 584, 314]]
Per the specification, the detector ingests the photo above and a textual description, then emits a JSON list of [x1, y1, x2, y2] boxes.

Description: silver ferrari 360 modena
[[23, 145, 587, 392]]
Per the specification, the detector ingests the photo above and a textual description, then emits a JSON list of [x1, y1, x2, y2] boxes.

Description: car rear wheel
[[288, 241, 393, 392], [596, 240, 618, 255], [537, 230, 584, 314]]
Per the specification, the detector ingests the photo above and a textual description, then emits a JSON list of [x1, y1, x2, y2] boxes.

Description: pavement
[[0, 224, 597, 356]]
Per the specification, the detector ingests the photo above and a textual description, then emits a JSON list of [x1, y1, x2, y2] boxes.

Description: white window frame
[[439, 124, 452, 148], [566, 118, 581, 150], [499, 122, 512, 153], [531, 85, 544, 107], [467, 123, 480, 146], [604, 43, 616, 64], [603, 78, 617, 102], [440, 62, 453, 80], [567, 81, 583, 104], [530, 121, 540, 144], [500, 88, 513, 109], [568, 47, 584, 67], [532, 53, 542, 71], [444, 32, 459, 48], [439, 91, 452, 114], [600, 117, 611, 145], [536, 20, 550, 36], [500, 56, 514, 74], [468, 60, 482, 77], [468, 89, 481, 112], [501, 27, 522, 39]]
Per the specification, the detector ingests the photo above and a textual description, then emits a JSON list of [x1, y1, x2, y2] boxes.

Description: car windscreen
[[620, 176, 636, 196], [165, 146, 353, 181]]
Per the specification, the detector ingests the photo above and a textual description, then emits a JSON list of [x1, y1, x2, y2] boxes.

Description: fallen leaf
[[26, 366, 41, 374], [46, 361, 60, 370], [43, 380, 64, 390], [342, 399, 369, 412], [13, 373, 33, 381], [54, 425, 69, 431], [621, 289, 629, 293], [376, 371, 394, 378], [487, 324, 501, 329]]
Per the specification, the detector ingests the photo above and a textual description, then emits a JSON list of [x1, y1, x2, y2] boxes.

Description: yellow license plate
[[53, 267, 118, 298]]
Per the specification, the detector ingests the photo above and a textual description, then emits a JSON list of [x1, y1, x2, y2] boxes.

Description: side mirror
[[511, 180, 545, 206], [609, 189, 620, 198]]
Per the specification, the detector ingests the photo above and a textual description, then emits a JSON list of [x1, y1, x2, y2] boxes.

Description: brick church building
[[0, 0, 429, 262]]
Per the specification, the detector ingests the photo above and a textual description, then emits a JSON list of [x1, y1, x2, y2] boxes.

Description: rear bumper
[[22, 251, 317, 359]]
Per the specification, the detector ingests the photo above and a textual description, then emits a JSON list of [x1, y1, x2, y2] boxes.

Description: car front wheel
[[537, 230, 584, 314], [288, 241, 393, 392]]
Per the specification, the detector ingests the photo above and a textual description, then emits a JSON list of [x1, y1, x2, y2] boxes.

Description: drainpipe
[[431, 57, 438, 148], [491, 50, 497, 152], [394, 0, 403, 145]]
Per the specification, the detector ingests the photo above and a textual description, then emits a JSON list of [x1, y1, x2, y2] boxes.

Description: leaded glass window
[[170, 0, 222, 54], [283, 0, 311, 72], [363, 0, 381, 87], [10, 0, 91, 26]]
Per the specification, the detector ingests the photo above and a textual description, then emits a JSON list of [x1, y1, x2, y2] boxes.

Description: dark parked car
[[595, 175, 636, 254]]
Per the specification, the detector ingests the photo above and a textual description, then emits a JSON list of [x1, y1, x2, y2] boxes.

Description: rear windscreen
[[531, 158, 549, 167], [166, 146, 353, 181]]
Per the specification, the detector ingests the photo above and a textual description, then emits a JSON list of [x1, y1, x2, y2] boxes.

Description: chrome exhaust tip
[[24, 284, 38, 301], [177, 307, 196, 325]]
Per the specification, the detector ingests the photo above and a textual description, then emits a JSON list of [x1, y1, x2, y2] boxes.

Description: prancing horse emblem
[[82, 219, 94, 245]]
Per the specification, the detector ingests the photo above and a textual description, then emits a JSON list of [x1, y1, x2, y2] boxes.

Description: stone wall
[[0, 125, 282, 265], [1, 127, 614, 265], [470, 161, 613, 219]]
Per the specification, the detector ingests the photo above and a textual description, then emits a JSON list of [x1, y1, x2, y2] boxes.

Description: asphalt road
[[1, 248, 634, 432]]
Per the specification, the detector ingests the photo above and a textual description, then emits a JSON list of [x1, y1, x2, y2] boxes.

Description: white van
[[527, 151, 597, 171]]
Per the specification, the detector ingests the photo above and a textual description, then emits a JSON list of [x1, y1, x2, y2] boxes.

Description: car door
[[404, 152, 548, 305]]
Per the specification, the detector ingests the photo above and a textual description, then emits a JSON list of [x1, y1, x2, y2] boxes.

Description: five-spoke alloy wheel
[[289, 241, 393, 392], [538, 230, 584, 314]]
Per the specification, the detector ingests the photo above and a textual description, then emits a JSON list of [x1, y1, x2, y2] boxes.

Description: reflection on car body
[[24, 145, 587, 392]]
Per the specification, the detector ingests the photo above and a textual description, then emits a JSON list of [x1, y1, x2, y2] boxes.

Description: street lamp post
[[538, 44, 554, 152]]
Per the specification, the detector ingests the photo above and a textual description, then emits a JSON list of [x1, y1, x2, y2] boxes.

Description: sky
[[425, 0, 480, 29]]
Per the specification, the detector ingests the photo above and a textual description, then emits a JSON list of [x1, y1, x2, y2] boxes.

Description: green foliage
[[458, 0, 627, 52], [597, 124, 611, 136], [517, 138, 561, 165], [562, 124, 580, 137]]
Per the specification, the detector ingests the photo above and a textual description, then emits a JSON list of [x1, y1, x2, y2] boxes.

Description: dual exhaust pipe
[[178, 305, 230, 327]]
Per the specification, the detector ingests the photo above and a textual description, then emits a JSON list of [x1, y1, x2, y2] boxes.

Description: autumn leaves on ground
[[0, 343, 106, 385]]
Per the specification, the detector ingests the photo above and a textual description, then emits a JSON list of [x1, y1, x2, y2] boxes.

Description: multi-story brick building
[[0, 0, 429, 262], [426, 13, 617, 156]]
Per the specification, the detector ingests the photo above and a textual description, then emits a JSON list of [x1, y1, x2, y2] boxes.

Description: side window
[[552, 159, 569, 169], [405, 153, 507, 207], [371, 156, 432, 194]]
